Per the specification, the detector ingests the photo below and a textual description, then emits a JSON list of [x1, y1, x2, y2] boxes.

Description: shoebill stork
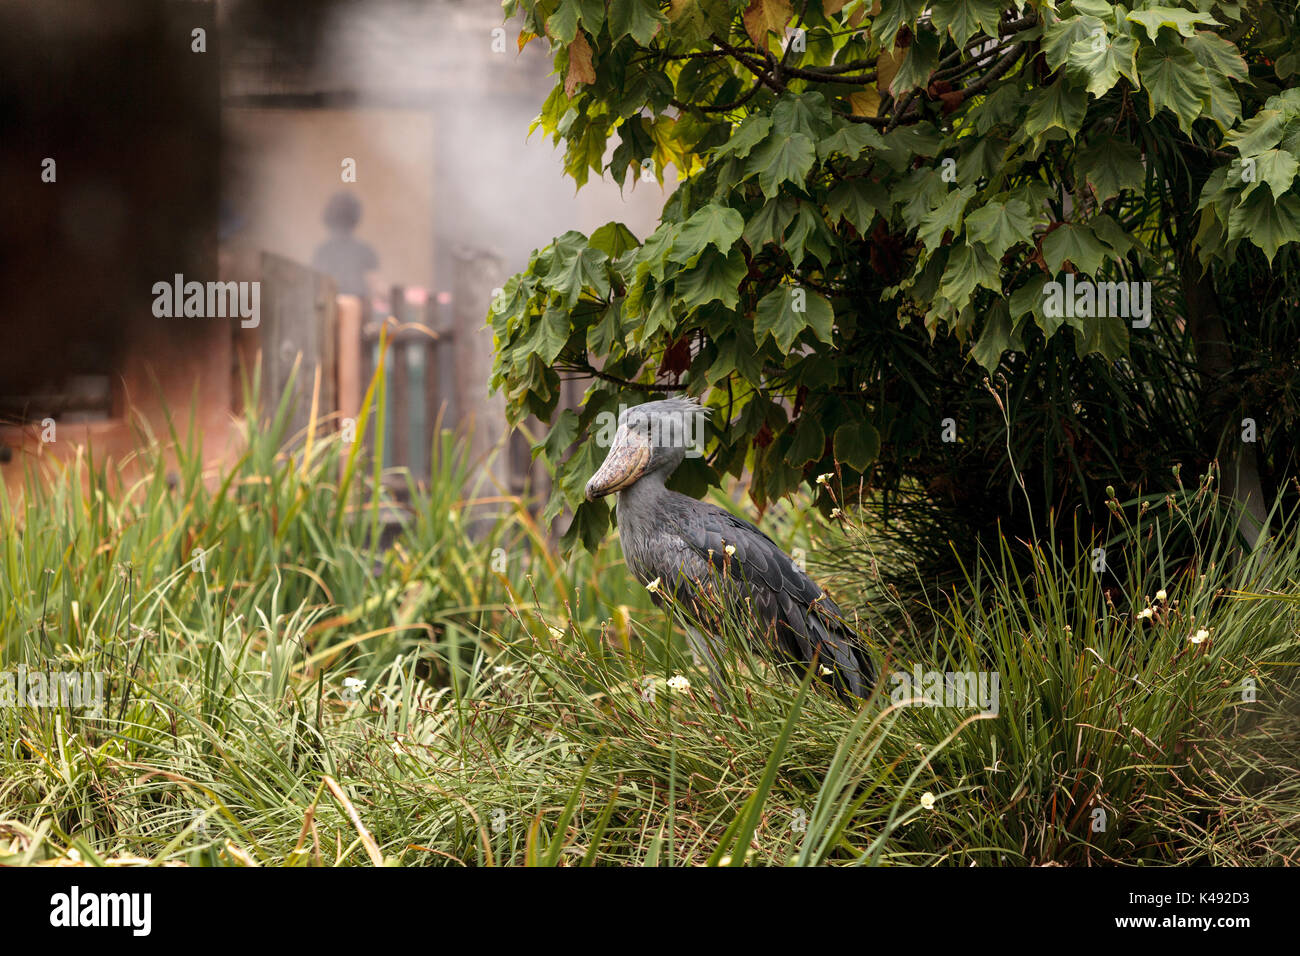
[[585, 398, 872, 700]]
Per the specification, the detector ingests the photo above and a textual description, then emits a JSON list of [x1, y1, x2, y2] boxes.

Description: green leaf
[[1241, 149, 1300, 201], [937, 243, 1001, 307], [929, 0, 1002, 47], [676, 247, 748, 310], [744, 197, 798, 249], [833, 420, 880, 471], [1041, 223, 1110, 274], [1200, 72, 1243, 130], [665, 0, 727, 46], [783, 202, 825, 268], [560, 500, 611, 554], [817, 122, 886, 161], [715, 115, 773, 160], [709, 329, 763, 384], [1126, 6, 1220, 40], [1042, 14, 1105, 72], [1224, 110, 1286, 157], [630, 222, 679, 284], [826, 179, 888, 233], [754, 285, 835, 350], [548, 0, 606, 44], [874, 0, 928, 49], [538, 407, 580, 463], [1089, 213, 1138, 258], [963, 198, 1034, 259], [534, 304, 572, 364], [1078, 138, 1146, 201], [898, 168, 951, 230], [957, 134, 1009, 182], [589, 221, 641, 258], [749, 131, 817, 197], [970, 300, 1012, 372], [1227, 189, 1300, 264], [587, 299, 624, 354], [542, 234, 610, 306], [1009, 274, 1050, 320], [788, 416, 826, 467], [1024, 78, 1089, 143], [1070, 0, 1119, 21], [669, 203, 745, 266], [1137, 37, 1211, 136], [1073, 312, 1129, 360], [918, 185, 975, 253], [608, 0, 666, 44], [1066, 31, 1138, 97], [1185, 30, 1248, 82], [772, 92, 833, 140]]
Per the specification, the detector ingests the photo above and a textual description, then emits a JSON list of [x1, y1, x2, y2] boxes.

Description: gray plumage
[[585, 398, 872, 700]]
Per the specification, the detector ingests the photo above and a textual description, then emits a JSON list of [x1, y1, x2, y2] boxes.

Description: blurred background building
[[0, 0, 671, 508]]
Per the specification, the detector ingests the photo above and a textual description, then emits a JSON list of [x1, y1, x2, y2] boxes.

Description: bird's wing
[[668, 499, 872, 698]]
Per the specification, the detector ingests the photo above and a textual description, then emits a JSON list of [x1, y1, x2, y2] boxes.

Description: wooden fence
[[358, 286, 457, 484], [261, 247, 554, 507]]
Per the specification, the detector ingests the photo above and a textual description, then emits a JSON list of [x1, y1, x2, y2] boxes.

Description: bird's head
[[585, 397, 708, 500]]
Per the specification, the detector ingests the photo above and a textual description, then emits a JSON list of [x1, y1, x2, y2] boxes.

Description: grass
[[0, 367, 1298, 865]]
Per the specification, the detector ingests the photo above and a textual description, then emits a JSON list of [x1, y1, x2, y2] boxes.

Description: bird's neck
[[614, 469, 674, 585], [616, 468, 669, 518]]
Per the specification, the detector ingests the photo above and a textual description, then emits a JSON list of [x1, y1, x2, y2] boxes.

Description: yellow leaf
[[518, 30, 537, 53], [849, 86, 882, 117], [743, 0, 793, 50], [565, 33, 596, 97], [876, 47, 904, 91], [667, 0, 694, 21]]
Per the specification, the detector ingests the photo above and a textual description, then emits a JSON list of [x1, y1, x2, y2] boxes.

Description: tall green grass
[[0, 366, 1297, 865]]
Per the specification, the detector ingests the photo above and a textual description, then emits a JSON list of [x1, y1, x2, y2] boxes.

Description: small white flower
[[1190, 629, 1210, 644], [830, 508, 843, 519], [920, 792, 936, 811], [1137, 607, 1154, 620], [819, 665, 833, 676], [816, 472, 833, 486], [724, 544, 737, 557], [493, 664, 516, 676], [547, 625, 565, 640], [1155, 588, 1167, 602], [342, 677, 365, 691], [646, 577, 662, 593], [667, 675, 691, 693]]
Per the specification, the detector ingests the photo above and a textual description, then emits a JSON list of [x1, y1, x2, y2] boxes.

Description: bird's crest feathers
[[619, 396, 710, 425]]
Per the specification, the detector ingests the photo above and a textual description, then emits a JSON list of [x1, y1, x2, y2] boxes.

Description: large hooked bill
[[585, 424, 651, 500]]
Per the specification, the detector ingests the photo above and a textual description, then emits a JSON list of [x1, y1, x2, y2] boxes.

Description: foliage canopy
[[490, 0, 1300, 553]]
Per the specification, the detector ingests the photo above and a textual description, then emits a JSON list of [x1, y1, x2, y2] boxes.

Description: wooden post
[[259, 252, 337, 447], [336, 294, 363, 469], [389, 285, 411, 473], [423, 292, 454, 481]]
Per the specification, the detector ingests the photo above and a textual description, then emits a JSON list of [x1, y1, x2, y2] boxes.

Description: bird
[[585, 397, 873, 701]]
